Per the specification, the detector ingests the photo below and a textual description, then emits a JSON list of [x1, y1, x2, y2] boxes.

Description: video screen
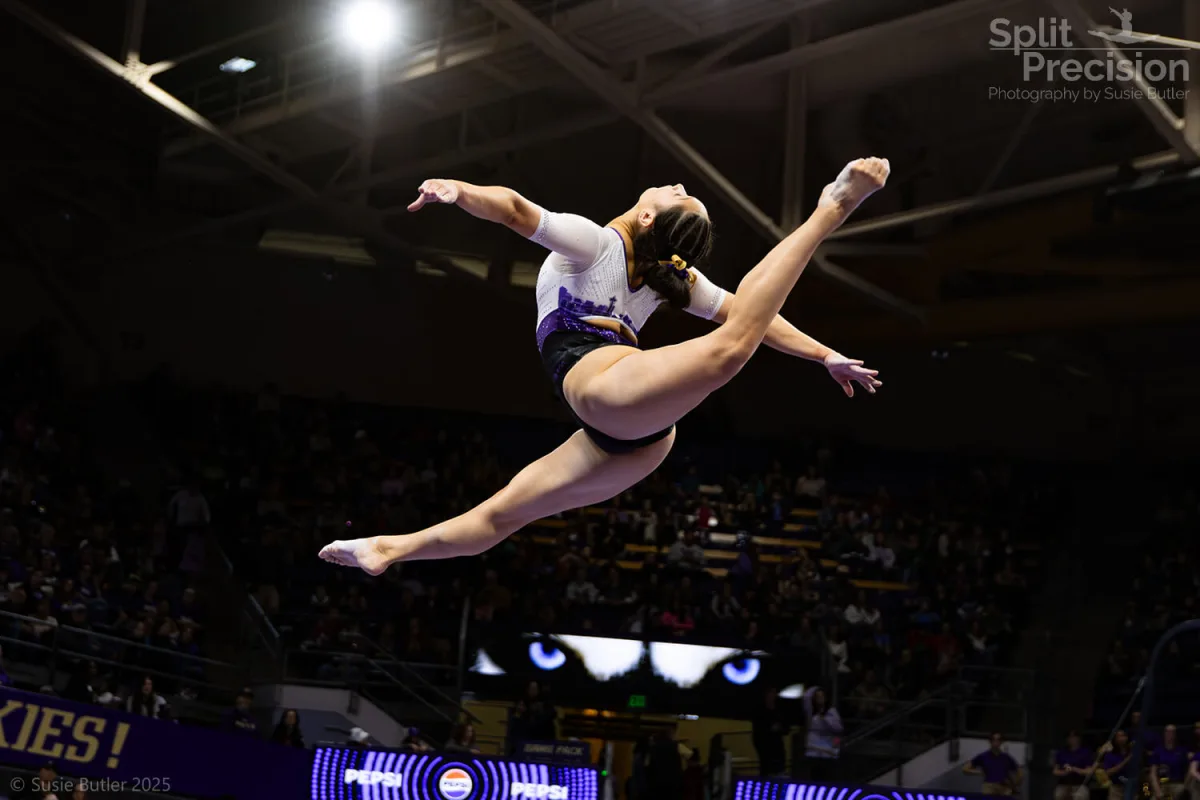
[[466, 631, 820, 716]]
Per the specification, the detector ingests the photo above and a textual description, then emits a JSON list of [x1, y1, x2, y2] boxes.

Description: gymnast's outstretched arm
[[408, 178, 608, 271], [696, 283, 881, 397]]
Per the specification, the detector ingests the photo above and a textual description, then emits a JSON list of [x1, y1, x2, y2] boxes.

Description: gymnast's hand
[[408, 179, 460, 211], [823, 352, 881, 397]]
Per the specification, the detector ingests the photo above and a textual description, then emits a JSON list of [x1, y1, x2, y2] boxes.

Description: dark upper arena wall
[[0, 247, 1125, 460]]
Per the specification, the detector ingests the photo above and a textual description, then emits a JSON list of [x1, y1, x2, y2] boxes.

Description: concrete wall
[[874, 738, 1030, 797], [257, 684, 407, 747]]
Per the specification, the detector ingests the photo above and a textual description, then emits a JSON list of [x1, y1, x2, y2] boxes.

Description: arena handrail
[[352, 631, 481, 724], [0, 607, 245, 699]]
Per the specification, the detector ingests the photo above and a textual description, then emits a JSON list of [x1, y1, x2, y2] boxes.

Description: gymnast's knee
[[708, 331, 757, 383]]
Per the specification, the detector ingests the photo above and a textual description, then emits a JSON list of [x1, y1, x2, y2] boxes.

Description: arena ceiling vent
[[5, 0, 1200, 346]]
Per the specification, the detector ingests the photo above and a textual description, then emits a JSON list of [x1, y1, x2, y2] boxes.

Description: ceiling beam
[[163, 0, 813, 158], [120, 110, 621, 257], [832, 277, 1200, 343], [1049, 0, 1200, 164], [0, 0, 489, 288], [144, 16, 298, 77], [475, 0, 923, 319], [647, 18, 781, 93], [828, 151, 1179, 240], [645, 0, 1024, 105], [163, 35, 512, 157], [120, 0, 146, 66]]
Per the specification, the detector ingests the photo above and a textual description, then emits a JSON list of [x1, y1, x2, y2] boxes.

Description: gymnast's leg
[[566, 157, 889, 441], [318, 428, 674, 572]]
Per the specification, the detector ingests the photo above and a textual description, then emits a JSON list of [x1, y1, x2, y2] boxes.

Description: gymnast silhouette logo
[[1088, 8, 1161, 45]]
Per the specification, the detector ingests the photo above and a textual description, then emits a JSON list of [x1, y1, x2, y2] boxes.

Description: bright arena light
[[219, 57, 257, 74], [339, 0, 398, 53]]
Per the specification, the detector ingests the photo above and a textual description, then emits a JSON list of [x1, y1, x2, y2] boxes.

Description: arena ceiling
[[4, 0, 1200, 358]]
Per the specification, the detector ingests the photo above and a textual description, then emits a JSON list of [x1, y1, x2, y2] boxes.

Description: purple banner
[[312, 747, 600, 800], [0, 688, 310, 799]]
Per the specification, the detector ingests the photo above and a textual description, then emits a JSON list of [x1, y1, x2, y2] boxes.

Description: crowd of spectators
[[1048, 722, 1200, 800], [133, 369, 1051, 729], [0, 328, 212, 716], [1096, 492, 1200, 724]]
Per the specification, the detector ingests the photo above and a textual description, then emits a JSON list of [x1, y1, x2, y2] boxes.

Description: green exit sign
[[628, 695, 646, 709]]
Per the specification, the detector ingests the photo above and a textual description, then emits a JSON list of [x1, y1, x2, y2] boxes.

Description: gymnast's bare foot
[[318, 537, 390, 576], [818, 157, 890, 219]]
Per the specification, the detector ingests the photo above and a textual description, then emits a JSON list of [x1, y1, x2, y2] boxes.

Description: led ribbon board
[[312, 747, 600, 800], [733, 779, 990, 800]]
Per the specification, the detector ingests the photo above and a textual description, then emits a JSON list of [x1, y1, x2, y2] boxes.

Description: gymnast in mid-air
[[320, 157, 890, 574]]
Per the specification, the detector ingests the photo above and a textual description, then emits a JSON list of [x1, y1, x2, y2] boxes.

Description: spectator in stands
[[0, 645, 10, 687], [667, 531, 705, 571], [1151, 725, 1189, 800], [963, 733, 1022, 795], [794, 467, 826, 506], [645, 731, 684, 800], [271, 709, 304, 748], [445, 723, 481, 754], [510, 681, 556, 744], [802, 686, 842, 781], [849, 670, 890, 719], [23, 599, 58, 644], [826, 626, 850, 674], [660, 601, 695, 636], [62, 662, 98, 704], [1132, 712, 1161, 751], [566, 569, 598, 606], [166, 479, 210, 530], [225, 689, 259, 736], [711, 582, 741, 628], [166, 478, 210, 571], [844, 591, 880, 628], [752, 687, 787, 777], [1053, 730, 1093, 800], [401, 727, 432, 752], [1099, 730, 1132, 800], [126, 676, 168, 720]]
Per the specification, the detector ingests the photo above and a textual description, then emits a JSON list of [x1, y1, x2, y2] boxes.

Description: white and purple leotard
[[530, 207, 727, 350]]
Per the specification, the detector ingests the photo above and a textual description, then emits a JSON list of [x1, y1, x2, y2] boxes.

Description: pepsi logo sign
[[343, 769, 404, 787], [438, 767, 475, 800]]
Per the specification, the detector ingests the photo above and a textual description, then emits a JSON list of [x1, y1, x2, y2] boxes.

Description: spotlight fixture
[[219, 57, 257, 74], [339, 0, 398, 54]]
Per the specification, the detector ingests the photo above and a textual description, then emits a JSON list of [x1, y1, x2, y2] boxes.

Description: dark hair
[[631, 207, 715, 309]]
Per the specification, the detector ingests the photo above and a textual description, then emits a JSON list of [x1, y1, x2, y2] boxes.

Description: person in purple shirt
[[1133, 711, 1162, 752], [1094, 734, 1128, 800], [1099, 730, 1133, 800], [964, 732, 1022, 795], [1054, 730, 1095, 800], [1150, 725, 1188, 800]]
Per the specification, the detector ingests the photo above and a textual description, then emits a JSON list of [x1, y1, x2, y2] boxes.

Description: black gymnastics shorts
[[539, 330, 674, 455]]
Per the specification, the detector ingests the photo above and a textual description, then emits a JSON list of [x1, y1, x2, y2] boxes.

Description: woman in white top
[[320, 158, 889, 572]]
